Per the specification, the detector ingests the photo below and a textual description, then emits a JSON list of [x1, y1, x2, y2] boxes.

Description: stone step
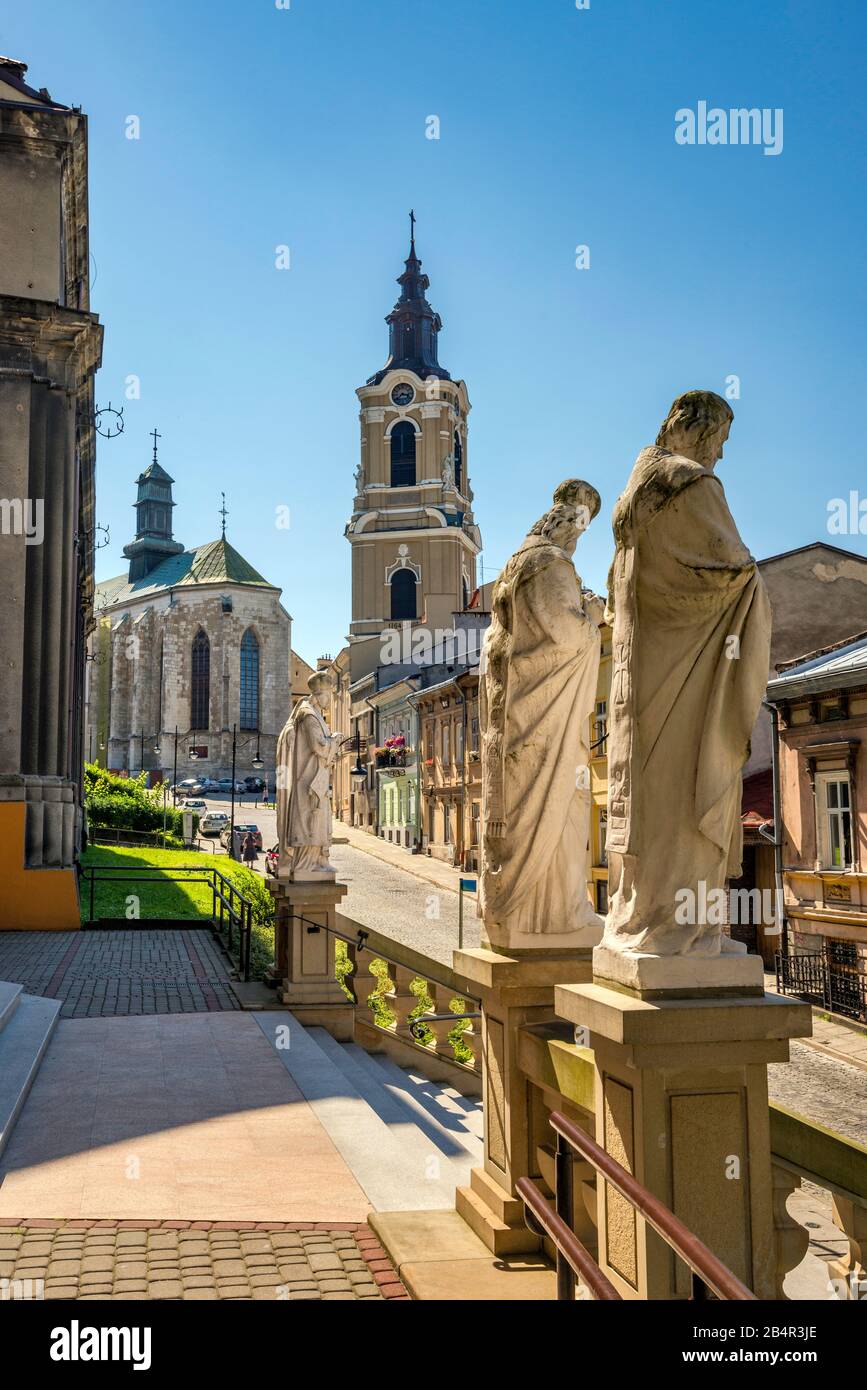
[[456, 1181, 541, 1257], [0, 981, 24, 1037], [345, 1041, 481, 1162], [0, 992, 61, 1158], [400, 1064, 484, 1131], [253, 1012, 465, 1212], [307, 1030, 474, 1194], [365, 1052, 484, 1164]]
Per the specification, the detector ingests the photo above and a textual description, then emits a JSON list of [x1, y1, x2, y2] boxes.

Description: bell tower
[[123, 429, 184, 582], [346, 217, 482, 681]]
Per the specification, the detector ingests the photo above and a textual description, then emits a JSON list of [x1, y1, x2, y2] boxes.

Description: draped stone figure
[[479, 482, 605, 952], [597, 391, 772, 981], [275, 672, 345, 880]]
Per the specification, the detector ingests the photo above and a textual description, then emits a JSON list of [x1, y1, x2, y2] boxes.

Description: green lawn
[[80, 845, 275, 977]]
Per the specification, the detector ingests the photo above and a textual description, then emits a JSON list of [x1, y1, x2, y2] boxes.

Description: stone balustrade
[[335, 913, 481, 1095], [512, 1017, 867, 1299], [769, 1100, 867, 1299]]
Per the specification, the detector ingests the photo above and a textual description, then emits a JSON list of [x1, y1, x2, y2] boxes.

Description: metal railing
[[79, 864, 256, 981], [516, 1109, 757, 1302], [776, 950, 867, 1024], [89, 827, 200, 850]]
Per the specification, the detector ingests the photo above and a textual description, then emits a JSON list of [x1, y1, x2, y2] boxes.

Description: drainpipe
[[762, 699, 789, 960], [364, 697, 379, 836], [406, 687, 424, 852], [459, 675, 469, 870]]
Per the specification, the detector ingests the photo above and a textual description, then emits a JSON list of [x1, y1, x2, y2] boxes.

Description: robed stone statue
[[275, 671, 346, 880], [597, 390, 771, 977], [479, 481, 605, 952]]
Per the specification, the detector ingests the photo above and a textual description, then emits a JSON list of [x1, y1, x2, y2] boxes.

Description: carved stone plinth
[[267, 877, 354, 1040], [556, 980, 811, 1299], [452, 946, 594, 1255]]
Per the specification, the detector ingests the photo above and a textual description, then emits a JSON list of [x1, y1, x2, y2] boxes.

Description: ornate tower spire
[[368, 214, 450, 385], [123, 430, 184, 582]]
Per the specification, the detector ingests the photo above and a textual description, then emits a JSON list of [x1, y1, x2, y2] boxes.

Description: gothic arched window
[[240, 628, 260, 730], [391, 422, 417, 487], [391, 569, 417, 621], [191, 630, 210, 730], [453, 430, 463, 492]]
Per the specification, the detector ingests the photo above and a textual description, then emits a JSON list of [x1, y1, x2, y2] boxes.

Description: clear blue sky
[[6, 0, 867, 660]]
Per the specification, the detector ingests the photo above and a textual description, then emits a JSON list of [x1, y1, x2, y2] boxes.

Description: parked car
[[200, 811, 229, 836], [244, 776, 265, 793], [174, 779, 198, 797], [216, 778, 246, 794], [264, 844, 278, 876], [220, 821, 263, 850], [182, 798, 207, 814]]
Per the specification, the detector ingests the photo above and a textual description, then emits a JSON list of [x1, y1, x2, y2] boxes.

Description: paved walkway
[[0, 1220, 406, 1300], [331, 843, 480, 968], [0, 1013, 370, 1223], [0, 930, 238, 1017], [337, 823, 468, 895]]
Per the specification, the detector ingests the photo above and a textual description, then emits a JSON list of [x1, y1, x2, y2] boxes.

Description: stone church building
[[85, 442, 291, 786]]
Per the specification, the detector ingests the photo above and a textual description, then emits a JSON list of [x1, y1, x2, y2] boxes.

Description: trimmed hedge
[[84, 762, 198, 841]]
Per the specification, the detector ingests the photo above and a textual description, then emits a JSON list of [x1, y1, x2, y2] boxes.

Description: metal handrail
[[80, 863, 256, 982], [408, 1010, 480, 1041], [543, 1110, 757, 1301], [516, 1176, 622, 1301]]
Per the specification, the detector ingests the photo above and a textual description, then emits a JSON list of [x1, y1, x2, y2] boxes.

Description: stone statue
[[441, 455, 454, 491], [596, 390, 772, 983], [479, 481, 605, 952], [275, 671, 346, 880], [354, 462, 365, 492]]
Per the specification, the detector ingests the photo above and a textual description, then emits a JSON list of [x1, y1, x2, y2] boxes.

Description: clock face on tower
[[391, 383, 414, 407]]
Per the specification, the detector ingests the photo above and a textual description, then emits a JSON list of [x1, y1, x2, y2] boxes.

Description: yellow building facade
[[345, 224, 481, 687]]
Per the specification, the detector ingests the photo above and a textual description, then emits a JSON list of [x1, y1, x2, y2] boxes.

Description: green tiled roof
[[95, 537, 274, 609]]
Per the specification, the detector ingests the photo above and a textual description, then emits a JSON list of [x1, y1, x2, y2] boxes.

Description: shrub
[[84, 762, 197, 840]]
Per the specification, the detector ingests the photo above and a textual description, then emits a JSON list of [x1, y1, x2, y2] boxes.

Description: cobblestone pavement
[[0, 930, 238, 1017], [768, 1040, 867, 1145], [330, 844, 478, 967], [0, 1220, 407, 1300]]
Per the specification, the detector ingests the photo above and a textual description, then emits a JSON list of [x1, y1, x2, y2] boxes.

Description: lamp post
[[349, 726, 368, 816], [134, 731, 161, 780], [170, 728, 202, 806], [228, 727, 265, 860]]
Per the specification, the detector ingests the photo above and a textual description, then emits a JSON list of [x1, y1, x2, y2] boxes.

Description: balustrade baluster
[[828, 1194, 867, 1300], [385, 963, 419, 1041]]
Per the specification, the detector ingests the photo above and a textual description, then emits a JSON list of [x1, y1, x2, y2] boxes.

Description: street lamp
[[134, 730, 160, 779], [171, 728, 201, 806], [350, 725, 368, 783], [228, 727, 270, 859]]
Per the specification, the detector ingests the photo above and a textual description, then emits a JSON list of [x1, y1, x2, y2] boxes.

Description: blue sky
[[5, 0, 867, 659]]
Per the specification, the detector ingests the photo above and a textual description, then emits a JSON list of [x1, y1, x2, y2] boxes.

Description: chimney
[[0, 56, 29, 82]]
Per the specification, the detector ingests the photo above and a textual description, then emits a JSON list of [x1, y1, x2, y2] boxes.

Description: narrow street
[[191, 797, 478, 964]]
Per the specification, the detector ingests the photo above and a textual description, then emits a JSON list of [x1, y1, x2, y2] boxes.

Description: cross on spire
[[409, 208, 416, 250], [219, 491, 228, 538], [150, 427, 161, 463]]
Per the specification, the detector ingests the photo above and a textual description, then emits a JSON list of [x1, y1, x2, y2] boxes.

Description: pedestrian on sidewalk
[[242, 831, 258, 866]]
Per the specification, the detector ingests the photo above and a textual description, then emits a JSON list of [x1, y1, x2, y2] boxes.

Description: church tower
[[123, 430, 184, 581], [346, 218, 482, 681]]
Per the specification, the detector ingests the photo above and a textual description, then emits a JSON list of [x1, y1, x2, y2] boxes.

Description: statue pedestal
[[452, 946, 595, 1255], [267, 877, 354, 1041], [555, 977, 811, 1299], [592, 942, 764, 998]]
